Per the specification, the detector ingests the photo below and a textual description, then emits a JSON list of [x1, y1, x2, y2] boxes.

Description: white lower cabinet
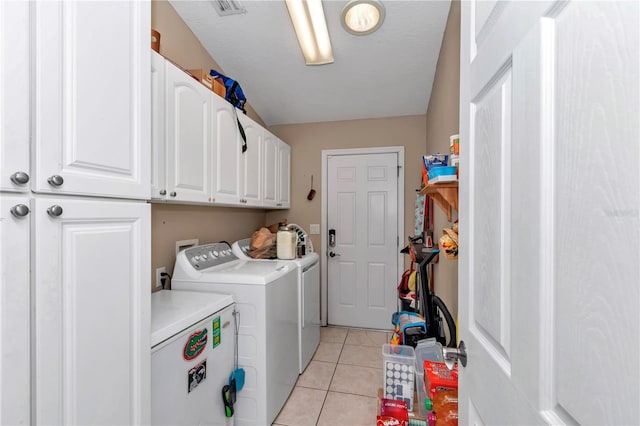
[[0, 195, 31, 425], [32, 197, 150, 425]]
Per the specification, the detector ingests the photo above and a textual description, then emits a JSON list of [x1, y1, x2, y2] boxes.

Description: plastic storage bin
[[415, 339, 444, 418], [382, 344, 416, 411]]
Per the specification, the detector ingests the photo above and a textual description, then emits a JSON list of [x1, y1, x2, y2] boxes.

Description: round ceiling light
[[341, 0, 385, 36]]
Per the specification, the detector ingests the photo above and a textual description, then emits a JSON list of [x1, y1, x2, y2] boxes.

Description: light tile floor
[[273, 326, 392, 426]]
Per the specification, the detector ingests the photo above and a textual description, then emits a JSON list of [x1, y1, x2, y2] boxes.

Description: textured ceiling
[[170, 0, 451, 126]]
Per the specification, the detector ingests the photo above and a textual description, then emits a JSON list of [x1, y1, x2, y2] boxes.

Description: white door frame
[[321, 146, 405, 326]]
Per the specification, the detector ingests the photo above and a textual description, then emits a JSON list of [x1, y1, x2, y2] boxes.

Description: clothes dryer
[[171, 242, 298, 426], [232, 235, 320, 374]]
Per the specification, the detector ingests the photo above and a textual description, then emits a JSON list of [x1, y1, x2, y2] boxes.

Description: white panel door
[[150, 51, 167, 200], [0, 195, 31, 425], [459, 1, 639, 424], [212, 96, 240, 204], [238, 112, 262, 206], [327, 153, 398, 329], [32, 197, 150, 425], [32, 1, 150, 199], [165, 61, 211, 203], [277, 140, 291, 209], [0, 1, 30, 193], [262, 131, 278, 207]]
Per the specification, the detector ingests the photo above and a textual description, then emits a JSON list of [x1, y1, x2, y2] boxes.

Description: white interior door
[[326, 152, 399, 330], [459, 1, 639, 424]]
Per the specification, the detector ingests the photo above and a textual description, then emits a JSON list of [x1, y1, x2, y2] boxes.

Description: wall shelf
[[419, 181, 458, 221]]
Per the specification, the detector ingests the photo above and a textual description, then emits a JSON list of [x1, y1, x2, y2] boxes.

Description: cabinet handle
[[10, 171, 30, 185], [277, 203, 282, 207], [10, 204, 30, 218], [47, 175, 64, 187], [159, 189, 167, 195], [47, 205, 63, 217], [170, 191, 177, 197]]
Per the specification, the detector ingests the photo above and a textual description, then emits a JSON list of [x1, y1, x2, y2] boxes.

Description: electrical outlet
[[155, 266, 166, 289]]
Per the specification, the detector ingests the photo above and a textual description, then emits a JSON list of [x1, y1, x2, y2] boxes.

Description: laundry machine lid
[[151, 290, 234, 347], [195, 259, 296, 285]]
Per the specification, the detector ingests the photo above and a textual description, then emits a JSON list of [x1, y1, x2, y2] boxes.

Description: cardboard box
[[186, 69, 226, 98]]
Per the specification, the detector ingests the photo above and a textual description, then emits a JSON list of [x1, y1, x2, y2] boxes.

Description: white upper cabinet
[[211, 94, 241, 204], [165, 60, 212, 203], [238, 112, 263, 206], [32, 198, 150, 425], [0, 195, 31, 425], [0, 1, 30, 193], [31, 1, 150, 199], [150, 50, 166, 200], [262, 130, 279, 207], [277, 139, 291, 208], [151, 54, 290, 209]]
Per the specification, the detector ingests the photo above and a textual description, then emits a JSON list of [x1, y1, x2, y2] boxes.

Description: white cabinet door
[[0, 195, 31, 425], [33, 197, 150, 425], [277, 140, 291, 208], [31, 1, 150, 199], [238, 113, 262, 206], [150, 50, 167, 200], [262, 131, 278, 207], [165, 61, 212, 203], [211, 96, 241, 204], [0, 1, 30, 193]]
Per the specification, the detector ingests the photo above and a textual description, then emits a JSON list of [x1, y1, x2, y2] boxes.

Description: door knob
[[329, 251, 340, 258], [47, 205, 63, 217], [10, 204, 30, 218], [10, 171, 30, 185], [443, 340, 467, 368], [47, 175, 64, 187]]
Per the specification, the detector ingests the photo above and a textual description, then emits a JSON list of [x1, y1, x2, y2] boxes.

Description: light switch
[[309, 224, 320, 234]]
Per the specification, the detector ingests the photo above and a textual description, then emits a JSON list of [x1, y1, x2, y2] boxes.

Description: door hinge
[[397, 236, 399, 247], [397, 165, 401, 177]]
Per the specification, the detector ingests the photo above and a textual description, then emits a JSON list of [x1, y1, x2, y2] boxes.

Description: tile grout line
[[315, 329, 348, 426]]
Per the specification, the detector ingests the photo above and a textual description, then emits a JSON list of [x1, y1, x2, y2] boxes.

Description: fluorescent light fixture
[[341, 0, 385, 35], [285, 0, 334, 65]]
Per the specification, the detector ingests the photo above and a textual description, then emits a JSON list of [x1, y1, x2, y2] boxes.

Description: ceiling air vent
[[211, 0, 246, 16]]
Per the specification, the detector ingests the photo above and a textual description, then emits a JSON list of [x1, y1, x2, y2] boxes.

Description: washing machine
[[232, 233, 320, 374], [171, 242, 299, 426], [151, 289, 235, 426]]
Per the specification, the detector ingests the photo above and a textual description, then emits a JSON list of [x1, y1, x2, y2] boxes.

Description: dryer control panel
[[184, 242, 238, 270]]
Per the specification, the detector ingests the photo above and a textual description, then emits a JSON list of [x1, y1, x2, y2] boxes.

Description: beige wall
[[424, 1, 461, 323], [266, 115, 427, 299], [150, 0, 268, 291]]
